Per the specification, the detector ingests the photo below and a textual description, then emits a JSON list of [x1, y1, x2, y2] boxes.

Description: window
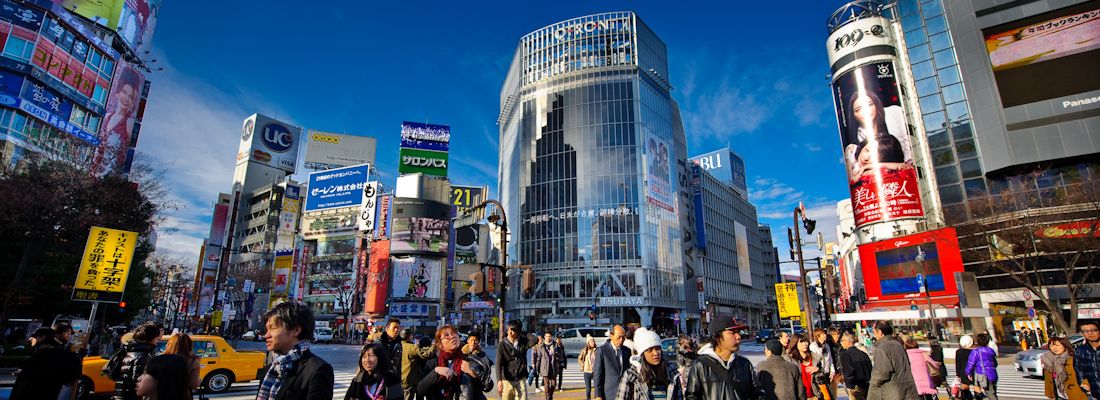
[[933, 49, 956, 68], [946, 101, 968, 121], [69, 107, 100, 132], [922, 0, 944, 18], [3, 36, 35, 63], [919, 94, 942, 114], [938, 184, 964, 204], [942, 83, 965, 104], [906, 29, 928, 47], [960, 158, 983, 178], [936, 165, 960, 184], [92, 85, 108, 105], [915, 76, 939, 97], [923, 111, 945, 131], [956, 140, 977, 159], [931, 147, 954, 166], [929, 32, 952, 52], [912, 61, 935, 81], [938, 65, 961, 86], [925, 15, 947, 34], [909, 45, 932, 64]]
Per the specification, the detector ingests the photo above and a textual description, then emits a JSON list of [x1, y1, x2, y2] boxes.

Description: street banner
[[774, 282, 801, 318], [72, 226, 138, 303], [358, 182, 380, 232], [364, 240, 391, 315]]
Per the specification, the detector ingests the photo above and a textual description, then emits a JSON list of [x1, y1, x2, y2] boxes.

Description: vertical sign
[[774, 283, 801, 318], [72, 227, 138, 302], [690, 163, 706, 252], [359, 182, 379, 232]]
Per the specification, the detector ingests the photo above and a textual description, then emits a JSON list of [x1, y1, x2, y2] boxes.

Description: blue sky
[[140, 1, 852, 272]]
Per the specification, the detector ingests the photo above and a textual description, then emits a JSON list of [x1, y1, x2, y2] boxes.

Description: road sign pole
[[85, 302, 99, 353]]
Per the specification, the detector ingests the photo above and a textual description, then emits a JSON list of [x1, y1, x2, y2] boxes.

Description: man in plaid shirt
[[1076, 321, 1100, 396]]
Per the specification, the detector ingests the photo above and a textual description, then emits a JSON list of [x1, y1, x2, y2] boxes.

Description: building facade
[[0, 0, 159, 174], [499, 12, 692, 329], [694, 166, 779, 330]]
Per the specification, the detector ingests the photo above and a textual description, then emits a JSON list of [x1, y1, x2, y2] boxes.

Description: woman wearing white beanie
[[954, 335, 975, 400], [614, 328, 679, 400]]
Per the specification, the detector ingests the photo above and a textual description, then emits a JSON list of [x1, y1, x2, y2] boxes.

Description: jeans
[[528, 368, 541, 388], [584, 372, 594, 400]]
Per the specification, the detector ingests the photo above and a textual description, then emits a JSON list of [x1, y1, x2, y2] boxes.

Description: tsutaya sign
[[553, 17, 631, 42]]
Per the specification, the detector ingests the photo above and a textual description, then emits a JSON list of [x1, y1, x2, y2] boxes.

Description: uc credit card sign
[[305, 164, 371, 211]]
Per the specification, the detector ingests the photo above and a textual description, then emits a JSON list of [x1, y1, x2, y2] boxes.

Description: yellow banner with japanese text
[[774, 282, 802, 318], [72, 226, 138, 303]]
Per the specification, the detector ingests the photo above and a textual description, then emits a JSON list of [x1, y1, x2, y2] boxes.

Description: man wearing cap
[[593, 325, 631, 400], [757, 339, 804, 400], [685, 325, 758, 400]]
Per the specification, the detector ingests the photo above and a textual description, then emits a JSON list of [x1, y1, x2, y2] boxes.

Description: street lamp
[[915, 246, 939, 341], [792, 202, 818, 329], [453, 199, 509, 343]]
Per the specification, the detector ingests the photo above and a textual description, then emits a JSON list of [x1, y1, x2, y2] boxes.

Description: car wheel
[[203, 370, 235, 393], [76, 376, 94, 400]]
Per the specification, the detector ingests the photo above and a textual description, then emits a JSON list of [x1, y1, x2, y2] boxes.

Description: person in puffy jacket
[[462, 333, 495, 400], [105, 323, 162, 400], [417, 325, 493, 400], [903, 339, 941, 400], [965, 333, 999, 400], [684, 325, 757, 400]]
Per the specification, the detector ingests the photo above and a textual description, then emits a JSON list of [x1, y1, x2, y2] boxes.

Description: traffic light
[[803, 217, 817, 235], [255, 287, 265, 294], [588, 304, 597, 320], [521, 269, 535, 295], [787, 228, 796, 260], [469, 272, 485, 295], [119, 301, 127, 311]]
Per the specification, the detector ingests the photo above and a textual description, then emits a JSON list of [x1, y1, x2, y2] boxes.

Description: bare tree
[[962, 173, 1100, 334]]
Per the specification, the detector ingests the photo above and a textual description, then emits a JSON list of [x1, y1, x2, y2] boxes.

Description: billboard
[[358, 182, 379, 232], [983, 1, 1100, 107], [198, 268, 217, 312], [301, 207, 358, 239], [400, 121, 450, 152], [303, 130, 378, 171], [72, 226, 138, 302], [208, 202, 230, 246], [774, 282, 800, 318], [645, 135, 674, 212], [734, 222, 751, 286], [398, 147, 448, 177], [832, 61, 923, 227], [278, 184, 301, 235], [391, 256, 442, 300], [364, 240, 390, 315], [858, 227, 964, 302], [376, 195, 392, 239], [690, 148, 747, 195], [97, 61, 146, 172], [304, 164, 371, 212], [58, 0, 162, 52], [271, 249, 293, 299], [237, 113, 301, 173], [690, 164, 706, 252], [391, 217, 450, 254]]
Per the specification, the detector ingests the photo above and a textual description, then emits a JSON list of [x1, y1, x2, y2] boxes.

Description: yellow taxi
[[79, 335, 266, 397]]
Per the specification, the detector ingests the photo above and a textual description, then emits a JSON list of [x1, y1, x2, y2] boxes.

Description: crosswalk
[[204, 371, 359, 399]]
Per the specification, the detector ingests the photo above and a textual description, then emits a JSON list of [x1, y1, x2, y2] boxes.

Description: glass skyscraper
[[498, 12, 689, 328]]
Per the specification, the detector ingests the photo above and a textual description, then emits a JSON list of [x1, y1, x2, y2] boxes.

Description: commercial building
[[0, 0, 160, 174], [826, 0, 1100, 338], [499, 12, 698, 330], [692, 160, 780, 329]]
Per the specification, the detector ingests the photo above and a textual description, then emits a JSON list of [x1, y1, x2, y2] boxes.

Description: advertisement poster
[[774, 283, 800, 318], [364, 240, 390, 314], [96, 61, 145, 171], [375, 195, 392, 238], [985, 7, 1100, 71], [391, 256, 442, 300], [272, 250, 293, 295], [398, 147, 448, 177], [690, 164, 706, 252], [237, 113, 300, 173], [391, 217, 450, 254], [198, 269, 217, 313], [304, 130, 378, 171], [72, 226, 138, 302], [301, 208, 358, 239], [858, 227, 964, 302], [832, 61, 923, 227], [400, 121, 450, 152], [304, 164, 371, 212], [645, 135, 674, 212], [734, 222, 751, 286]]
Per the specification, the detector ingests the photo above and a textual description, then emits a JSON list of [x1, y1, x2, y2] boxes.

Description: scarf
[[1041, 351, 1072, 394], [257, 341, 310, 400], [437, 348, 465, 399]]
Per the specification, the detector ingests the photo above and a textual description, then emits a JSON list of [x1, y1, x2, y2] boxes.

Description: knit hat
[[959, 335, 974, 348], [633, 327, 661, 352], [765, 339, 784, 356]]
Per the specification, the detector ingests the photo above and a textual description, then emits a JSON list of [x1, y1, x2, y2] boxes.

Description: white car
[[242, 330, 258, 341], [1015, 334, 1084, 377], [314, 327, 334, 344], [560, 327, 610, 357]]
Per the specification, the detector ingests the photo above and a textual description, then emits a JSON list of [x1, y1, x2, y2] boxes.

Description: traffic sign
[[1023, 290, 1033, 300], [1028, 307, 1037, 319], [1025, 299, 1035, 308]]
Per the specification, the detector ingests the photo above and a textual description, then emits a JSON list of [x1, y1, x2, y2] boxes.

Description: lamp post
[[915, 246, 939, 341], [454, 199, 509, 343], [792, 203, 818, 329]]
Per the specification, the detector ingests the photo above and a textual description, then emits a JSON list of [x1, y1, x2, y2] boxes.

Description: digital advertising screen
[[984, 1, 1100, 107], [390, 256, 442, 300], [858, 227, 964, 302], [832, 61, 924, 227], [391, 217, 450, 254]]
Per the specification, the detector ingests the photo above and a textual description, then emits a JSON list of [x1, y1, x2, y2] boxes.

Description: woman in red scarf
[[417, 326, 492, 400]]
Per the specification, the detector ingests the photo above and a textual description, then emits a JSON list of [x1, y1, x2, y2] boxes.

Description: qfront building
[[499, 12, 699, 330]]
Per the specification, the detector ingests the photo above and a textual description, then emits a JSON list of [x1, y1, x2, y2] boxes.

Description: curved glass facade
[[499, 12, 686, 328]]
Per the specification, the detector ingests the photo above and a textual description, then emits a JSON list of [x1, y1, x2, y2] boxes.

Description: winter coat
[[271, 349, 335, 400], [345, 370, 404, 400], [1044, 357, 1088, 400], [381, 334, 437, 388], [104, 340, 158, 400], [9, 338, 82, 400], [964, 346, 998, 381], [536, 344, 560, 378], [866, 338, 919, 400], [809, 342, 835, 377], [593, 342, 632, 400], [904, 348, 940, 395], [580, 346, 598, 374], [416, 350, 493, 400], [953, 348, 974, 385], [838, 346, 872, 392], [785, 352, 825, 399], [614, 359, 681, 400], [756, 355, 805, 400], [683, 344, 758, 400], [496, 337, 529, 382], [461, 349, 495, 400]]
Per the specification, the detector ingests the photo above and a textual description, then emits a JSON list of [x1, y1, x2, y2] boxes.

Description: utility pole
[[454, 199, 509, 343], [792, 203, 817, 330]]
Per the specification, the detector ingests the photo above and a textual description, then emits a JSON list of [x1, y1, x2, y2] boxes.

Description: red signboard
[[364, 240, 391, 315], [858, 227, 963, 302], [1035, 220, 1100, 239]]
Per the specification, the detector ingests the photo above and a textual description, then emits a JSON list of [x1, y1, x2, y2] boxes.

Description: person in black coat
[[954, 335, 975, 400], [837, 333, 872, 400], [495, 321, 529, 400], [346, 343, 404, 400], [592, 325, 631, 400], [106, 323, 162, 400], [416, 325, 493, 400], [255, 302, 334, 400], [10, 324, 82, 400]]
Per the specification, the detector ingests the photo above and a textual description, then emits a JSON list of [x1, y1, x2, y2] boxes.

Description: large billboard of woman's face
[[833, 61, 924, 227]]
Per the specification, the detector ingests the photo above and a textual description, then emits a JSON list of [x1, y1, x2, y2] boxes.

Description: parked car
[[78, 335, 266, 398], [756, 329, 775, 343], [242, 330, 258, 341], [314, 327, 334, 344], [560, 327, 611, 357], [1015, 334, 1084, 378], [661, 338, 678, 361]]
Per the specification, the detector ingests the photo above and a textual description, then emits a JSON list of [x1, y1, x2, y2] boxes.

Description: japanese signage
[[1034, 220, 1100, 239], [271, 249, 293, 299], [303, 130, 377, 171], [523, 205, 641, 225], [690, 164, 706, 252], [774, 282, 801, 318], [358, 181, 379, 232], [398, 147, 448, 177], [825, 16, 894, 71], [984, 7, 1100, 72], [690, 148, 747, 195], [388, 302, 430, 317], [832, 61, 924, 227], [301, 207, 359, 239], [304, 163, 371, 212], [72, 226, 138, 303], [375, 195, 392, 239]]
